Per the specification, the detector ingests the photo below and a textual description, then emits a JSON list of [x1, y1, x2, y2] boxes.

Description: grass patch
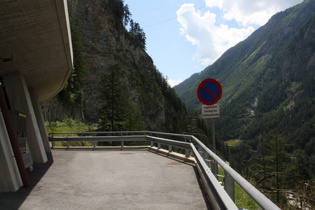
[[225, 139, 242, 147], [46, 117, 92, 134], [47, 117, 97, 147], [235, 182, 260, 209], [217, 165, 260, 209]]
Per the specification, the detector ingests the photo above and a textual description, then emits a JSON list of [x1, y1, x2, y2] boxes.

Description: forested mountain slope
[[175, 0, 315, 144], [175, 0, 315, 193]]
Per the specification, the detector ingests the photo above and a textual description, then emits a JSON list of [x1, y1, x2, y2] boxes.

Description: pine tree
[[98, 65, 145, 132], [98, 65, 127, 131], [129, 20, 146, 49], [268, 134, 287, 204], [58, 16, 86, 117]]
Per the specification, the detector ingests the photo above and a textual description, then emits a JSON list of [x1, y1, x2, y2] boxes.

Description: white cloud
[[177, 0, 303, 66], [167, 78, 184, 87], [205, 0, 303, 26], [177, 3, 255, 66]]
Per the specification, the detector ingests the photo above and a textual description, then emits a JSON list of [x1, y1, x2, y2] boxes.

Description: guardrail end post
[[224, 171, 235, 202]]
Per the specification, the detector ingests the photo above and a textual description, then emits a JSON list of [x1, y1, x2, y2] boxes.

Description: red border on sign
[[197, 78, 222, 105]]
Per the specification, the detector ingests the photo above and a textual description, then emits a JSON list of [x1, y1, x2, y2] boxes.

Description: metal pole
[[211, 118, 216, 154], [211, 118, 218, 179], [224, 171, 235, 202]]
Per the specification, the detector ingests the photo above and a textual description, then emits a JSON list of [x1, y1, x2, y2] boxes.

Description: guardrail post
[[67, 140, 70, 149], [185, 149, 190, 158], [205, 159, 210, 167], [198, 145, 207, 160], [52, 141, 55, 148], [224, 171, 235, 202], [150, 141, 154, 147], [203, 152, 209, 163], [121, 141, 124, 150], [169, 145, 172, 152], [158, 143, 161, 149], [210, 160, 218, 179], [93, 141, 96, 149], [198, 145, 203, 155]]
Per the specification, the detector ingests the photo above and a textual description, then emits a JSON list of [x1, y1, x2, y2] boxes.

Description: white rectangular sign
[[202, 105, 220, 118]]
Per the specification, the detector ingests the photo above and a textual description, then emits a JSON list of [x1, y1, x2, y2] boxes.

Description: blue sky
[[124, 0, 303, 86]]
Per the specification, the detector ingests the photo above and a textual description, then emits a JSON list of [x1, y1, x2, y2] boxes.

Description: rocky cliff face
[[71, 0, 166, 128], [42, 0, 189, 132]]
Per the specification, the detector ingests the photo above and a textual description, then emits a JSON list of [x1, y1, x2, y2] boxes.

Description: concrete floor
[[0, 149, 210, 210]]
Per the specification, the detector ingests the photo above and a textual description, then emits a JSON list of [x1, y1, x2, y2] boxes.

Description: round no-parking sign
[[197, 78, 222, 105]]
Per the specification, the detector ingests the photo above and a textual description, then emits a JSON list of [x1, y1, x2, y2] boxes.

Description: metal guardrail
[[48, 131, 280, 210]]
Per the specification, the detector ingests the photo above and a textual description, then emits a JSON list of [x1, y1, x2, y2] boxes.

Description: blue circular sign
[[197, 78, 222, 105]]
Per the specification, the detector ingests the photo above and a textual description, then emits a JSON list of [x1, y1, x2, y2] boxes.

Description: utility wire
[[143, 5, 205, 29]]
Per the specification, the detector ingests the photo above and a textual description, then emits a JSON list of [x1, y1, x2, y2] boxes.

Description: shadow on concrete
[[0, 152, 54, 210], [193, 166, 212, 209]]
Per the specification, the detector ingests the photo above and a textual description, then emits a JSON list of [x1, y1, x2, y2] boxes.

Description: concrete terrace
[[0, 149, 211, 210]]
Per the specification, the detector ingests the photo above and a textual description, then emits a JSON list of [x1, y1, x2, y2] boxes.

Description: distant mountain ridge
[[175, 0, 315, 147]]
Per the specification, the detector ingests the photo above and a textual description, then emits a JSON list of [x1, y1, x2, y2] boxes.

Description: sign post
[[197, 78, 222, 178]]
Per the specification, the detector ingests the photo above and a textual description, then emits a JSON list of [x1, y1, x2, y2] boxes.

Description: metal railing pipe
[[191, 143, 238, 210], [48, 135, 148, 142], [146, 136, 191, 149], [190, 136, 281, 210]]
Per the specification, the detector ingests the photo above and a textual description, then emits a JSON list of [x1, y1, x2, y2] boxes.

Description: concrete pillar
[[3, 72, 48, 163], [28, 87, 51, 153], [0, 112, 23, 192]]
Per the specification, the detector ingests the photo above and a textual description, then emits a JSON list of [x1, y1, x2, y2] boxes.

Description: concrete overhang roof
[[0, 0, 73, 102]]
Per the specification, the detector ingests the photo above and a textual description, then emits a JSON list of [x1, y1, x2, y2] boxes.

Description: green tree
[[237, 134, 288, 205], [129, 20, 146, 49], [268, 134, 287, 204], [310, 154, 315, 177], [125, 104, 145, 131], [98, 65, 127, 131], [98, 65, 145, 132], [58, 17, 86, 116], [111, 0, 131, 29], [289, 150, 310, 181]]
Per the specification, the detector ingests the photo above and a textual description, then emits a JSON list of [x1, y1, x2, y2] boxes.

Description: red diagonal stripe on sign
[[201, 85, 218, 100]]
